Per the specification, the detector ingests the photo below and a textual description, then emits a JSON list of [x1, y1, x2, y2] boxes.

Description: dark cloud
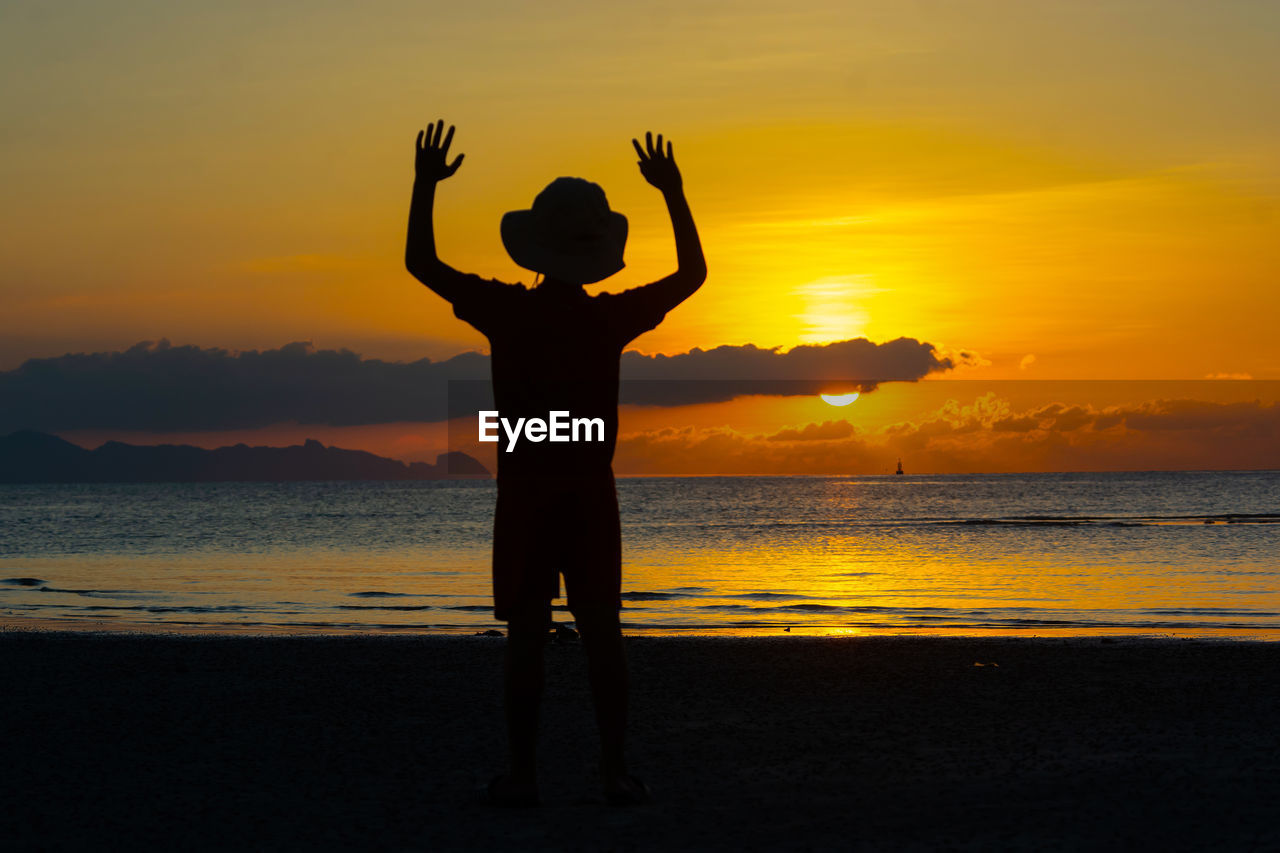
[[0, 340, 486, 432], [767, 420, 856, 442], [610, 397, 1280, 475], [993, 404, 1095, 433], [954, 398, 1280, 438], [618, 338, 953, 406], [1122, 399, 1280, 432], [0, 337, 954, 432]]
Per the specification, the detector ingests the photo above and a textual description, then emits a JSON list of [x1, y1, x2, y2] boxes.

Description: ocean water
[[1, 472, 1278, 637]]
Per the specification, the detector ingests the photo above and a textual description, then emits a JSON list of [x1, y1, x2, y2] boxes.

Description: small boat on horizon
[[895, 458, 904, 476]]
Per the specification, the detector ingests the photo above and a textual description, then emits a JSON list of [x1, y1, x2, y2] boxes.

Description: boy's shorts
[[491, 473, 622, 622]]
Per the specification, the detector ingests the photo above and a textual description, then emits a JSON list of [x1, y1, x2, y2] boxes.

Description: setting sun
[[820, 392, 860, 407]]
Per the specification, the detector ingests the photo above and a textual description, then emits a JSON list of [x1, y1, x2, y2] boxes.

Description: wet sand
[[2, 632, 1278, 851]]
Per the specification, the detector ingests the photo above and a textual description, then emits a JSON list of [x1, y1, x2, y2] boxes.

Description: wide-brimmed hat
[[500, 177, 627, 284]]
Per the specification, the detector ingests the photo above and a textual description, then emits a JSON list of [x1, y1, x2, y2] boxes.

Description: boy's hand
[[416, 120, 464, 182], [632, 131, 683, 194]]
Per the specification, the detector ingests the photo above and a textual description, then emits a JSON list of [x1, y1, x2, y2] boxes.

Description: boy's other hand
[[416, 120, 465, 182], [632, 131, 683, 194]]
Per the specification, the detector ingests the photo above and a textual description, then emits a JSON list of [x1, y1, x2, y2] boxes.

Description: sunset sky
[[3, 1, 1278, 473]]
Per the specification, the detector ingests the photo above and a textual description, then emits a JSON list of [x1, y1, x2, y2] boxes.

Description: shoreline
[[4, 632, 1279, 850], [6, 615, 1280, 641]]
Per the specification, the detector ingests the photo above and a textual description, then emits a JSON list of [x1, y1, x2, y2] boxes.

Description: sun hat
[[500, 177, 627, 284]]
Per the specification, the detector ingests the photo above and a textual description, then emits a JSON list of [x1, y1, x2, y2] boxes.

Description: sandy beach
[[2, 632, 1278, 851]]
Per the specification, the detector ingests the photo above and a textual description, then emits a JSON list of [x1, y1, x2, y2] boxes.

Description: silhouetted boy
[[406, 121, 706, 806]]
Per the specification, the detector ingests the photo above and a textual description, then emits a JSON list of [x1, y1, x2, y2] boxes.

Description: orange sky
[[4, 1, 1280, 472]]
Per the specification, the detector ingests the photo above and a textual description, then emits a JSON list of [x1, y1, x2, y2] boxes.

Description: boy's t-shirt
[[450, 276, 674, 480]]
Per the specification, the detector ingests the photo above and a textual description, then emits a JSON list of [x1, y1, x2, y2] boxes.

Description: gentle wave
[[621, 589, 818, 602], [39, 586, 155, 598], [633, 513, 1280, 531], [953, 513, 1280, 527], [620, 591, 683, 601]]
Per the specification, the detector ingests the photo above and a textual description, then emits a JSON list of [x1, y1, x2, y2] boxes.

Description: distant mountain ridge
[[0, 431, 489, 482]]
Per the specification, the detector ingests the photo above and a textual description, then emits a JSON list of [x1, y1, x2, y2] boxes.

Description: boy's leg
[[573, 604, 627, 774], [491, 478, 560, 803], [561, 474, 647, 801], [574, 603, 648, 802], [498, 601, 550, 803]]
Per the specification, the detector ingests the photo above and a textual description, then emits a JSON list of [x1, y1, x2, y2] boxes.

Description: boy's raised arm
[[406, 120, 473, 304], [632, 132, 707, 310]]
